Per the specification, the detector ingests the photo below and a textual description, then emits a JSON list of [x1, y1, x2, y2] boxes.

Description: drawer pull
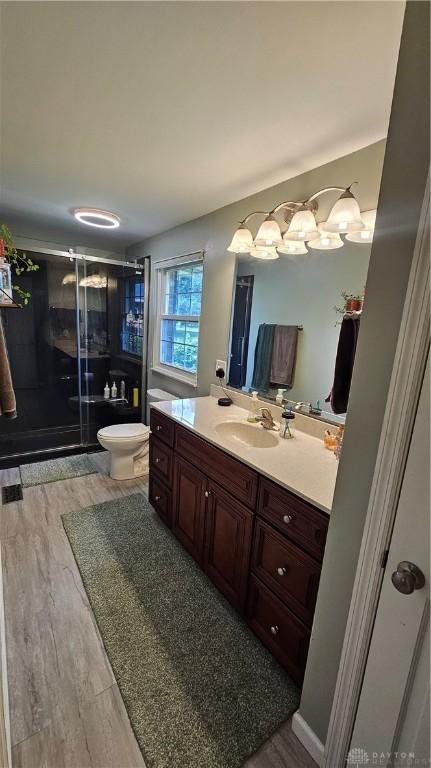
[[277, 567, 287, 577], [283, 514, 293, 524], [156, 425, 162, 431], [270, 625, 279, 636], [204, 490, 212, 498], [155, 495, 161, 501], [155, 457, 160, 464]]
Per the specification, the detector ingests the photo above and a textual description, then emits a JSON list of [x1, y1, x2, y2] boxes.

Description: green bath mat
[[62, 493, 299, 768], [20, 454, 97, 488]]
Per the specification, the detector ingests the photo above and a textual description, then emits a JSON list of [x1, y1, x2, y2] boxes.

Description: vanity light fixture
[[277, 240, 308, 255], [308, 224, 344, 251], [79, 274, 107, 289], [74, 208, 121, 229], [254, 215, 283, 248], [250, 245, 279, 260], [346, 209, 377, 243], [227, 185, 370, 256]]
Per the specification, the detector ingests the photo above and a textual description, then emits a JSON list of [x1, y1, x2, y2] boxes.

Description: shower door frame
[[0, 247, 150, 463]]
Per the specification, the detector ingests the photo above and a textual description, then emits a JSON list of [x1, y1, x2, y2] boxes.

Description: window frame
[[152, 252, 204, 386]]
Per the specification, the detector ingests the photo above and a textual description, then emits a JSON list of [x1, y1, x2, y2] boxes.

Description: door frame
[[323, 173, 430, 766]]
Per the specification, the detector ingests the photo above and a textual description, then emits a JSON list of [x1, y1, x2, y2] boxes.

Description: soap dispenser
[[247, 391, 259, 423], [276, 388, 285, 405]]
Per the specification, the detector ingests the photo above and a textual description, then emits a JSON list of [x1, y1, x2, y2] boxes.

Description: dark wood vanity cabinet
[[149, 409, 329, 684], [204, 480, 253, 612], [172, 456, 206, 565]]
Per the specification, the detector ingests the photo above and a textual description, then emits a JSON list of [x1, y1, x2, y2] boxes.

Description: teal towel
[[252, 324, 276, 391]]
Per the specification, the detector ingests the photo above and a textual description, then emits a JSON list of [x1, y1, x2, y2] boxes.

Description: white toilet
[[97, 423, 150, 480]]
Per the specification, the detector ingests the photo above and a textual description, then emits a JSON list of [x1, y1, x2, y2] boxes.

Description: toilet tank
[[146, 388, 178, 424]]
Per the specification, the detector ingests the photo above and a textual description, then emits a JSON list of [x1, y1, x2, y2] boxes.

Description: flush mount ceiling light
[[227, 184, 370, 258], [74, 208, 121, 229]]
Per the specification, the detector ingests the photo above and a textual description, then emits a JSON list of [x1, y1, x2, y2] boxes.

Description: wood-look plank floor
[[0, 454, 316, 768]]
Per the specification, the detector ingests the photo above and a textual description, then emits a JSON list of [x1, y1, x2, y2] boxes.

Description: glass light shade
[[250, 245, 279, 260], [277, 240, 308, 255], [284, 208, 318, 241], [227, 224, 253, 253], [324, 189, 365, 233], [308, 224, 343, 250], [346, 209, 377, 243], [254, 215, 283, 247]]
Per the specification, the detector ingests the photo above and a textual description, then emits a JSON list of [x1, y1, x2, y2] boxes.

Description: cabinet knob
[[270, 625, 279, 636], [155, 495, 161, 501], [204, 490, 212, 498], [277, 567, 287, 577], [283, 514, 293, 524], [156, 425, 162, 431], [155, 457, 160, 464]]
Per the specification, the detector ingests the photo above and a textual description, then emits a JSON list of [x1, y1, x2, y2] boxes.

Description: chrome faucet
[[255, 407, 276, 430], [295, 401, 312, 413]]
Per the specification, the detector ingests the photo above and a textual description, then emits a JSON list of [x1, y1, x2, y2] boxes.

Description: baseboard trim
[[292, 711, 324, 766]]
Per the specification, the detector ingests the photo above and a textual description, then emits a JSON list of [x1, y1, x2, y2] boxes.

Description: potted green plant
[[333, 291, 363, 324], [0, 224, 39, 306]]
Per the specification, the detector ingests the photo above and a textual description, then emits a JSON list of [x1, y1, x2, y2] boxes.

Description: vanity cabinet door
[[204, 481, 253, 614], [172, 456, 206, 565]]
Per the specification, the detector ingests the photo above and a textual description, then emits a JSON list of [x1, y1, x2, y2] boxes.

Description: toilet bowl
[[97, 423, 150, 480]]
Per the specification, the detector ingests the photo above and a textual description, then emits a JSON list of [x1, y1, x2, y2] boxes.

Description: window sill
[[151, 365, 198, 388]]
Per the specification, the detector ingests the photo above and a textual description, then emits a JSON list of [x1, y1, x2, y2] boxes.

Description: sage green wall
[[128, 140, 385, 401]]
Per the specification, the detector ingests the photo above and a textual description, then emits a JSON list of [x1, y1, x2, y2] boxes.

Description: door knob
[[391, 561, 425, 595]]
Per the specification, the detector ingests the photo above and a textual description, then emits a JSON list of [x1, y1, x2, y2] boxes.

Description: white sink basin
[[215, 420, 278, 448]]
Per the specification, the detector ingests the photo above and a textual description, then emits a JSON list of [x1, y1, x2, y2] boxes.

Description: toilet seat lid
[[98, 423, 150, 439]]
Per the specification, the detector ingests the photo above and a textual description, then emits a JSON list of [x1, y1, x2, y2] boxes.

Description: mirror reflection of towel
[[0, 317, 17, 419], [326, 316, 360, 414], [251, 324, 276, 391], [270, 325, 298, 388]]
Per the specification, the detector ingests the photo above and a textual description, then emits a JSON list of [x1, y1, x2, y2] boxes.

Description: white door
[[349, 355, 430, 765]]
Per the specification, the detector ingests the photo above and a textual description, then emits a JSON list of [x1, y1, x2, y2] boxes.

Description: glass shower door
[[78, 257, 148, 447]]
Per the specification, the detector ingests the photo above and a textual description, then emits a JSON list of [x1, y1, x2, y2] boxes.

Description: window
[[154, 256, 203, 383], [120, 276, 144, 356]]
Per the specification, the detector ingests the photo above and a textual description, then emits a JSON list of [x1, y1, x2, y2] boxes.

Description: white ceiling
[[0, 1, 404, 249]]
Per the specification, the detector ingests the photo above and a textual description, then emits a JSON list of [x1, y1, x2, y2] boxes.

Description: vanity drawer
[[149, 435, 173, 486], [149, 474, 172, 528], [251, 518, 321, 625], [247, 575, 310, 684], [175, 424, 258, 508], [150, 409, 175, 447], [258, 477, 328, 560]]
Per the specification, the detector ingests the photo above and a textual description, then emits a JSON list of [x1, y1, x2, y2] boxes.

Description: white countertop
[[152, 396, 338, 514]]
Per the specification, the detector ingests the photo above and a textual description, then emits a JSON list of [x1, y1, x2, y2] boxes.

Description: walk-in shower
[[0, 248, 149, 465]]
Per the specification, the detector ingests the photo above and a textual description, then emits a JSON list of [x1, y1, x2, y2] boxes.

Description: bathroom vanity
[[148, 396, 336, 684]]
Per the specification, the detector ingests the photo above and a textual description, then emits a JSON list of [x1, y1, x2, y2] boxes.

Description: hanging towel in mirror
[[326, 316, 360, 415], [251, 324, 276, 391], [270, 325, 299, 388], [0, 316, 17, 419]]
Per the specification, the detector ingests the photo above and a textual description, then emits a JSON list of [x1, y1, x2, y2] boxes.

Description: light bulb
[[308, 225, 343, 251], [277, 241, 308, 256]]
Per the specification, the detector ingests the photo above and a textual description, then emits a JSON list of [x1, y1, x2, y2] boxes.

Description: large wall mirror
[[227, 237, 371, 421]]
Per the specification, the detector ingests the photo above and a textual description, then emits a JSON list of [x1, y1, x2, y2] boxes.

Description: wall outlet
[[215, 359, 227, 378]]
